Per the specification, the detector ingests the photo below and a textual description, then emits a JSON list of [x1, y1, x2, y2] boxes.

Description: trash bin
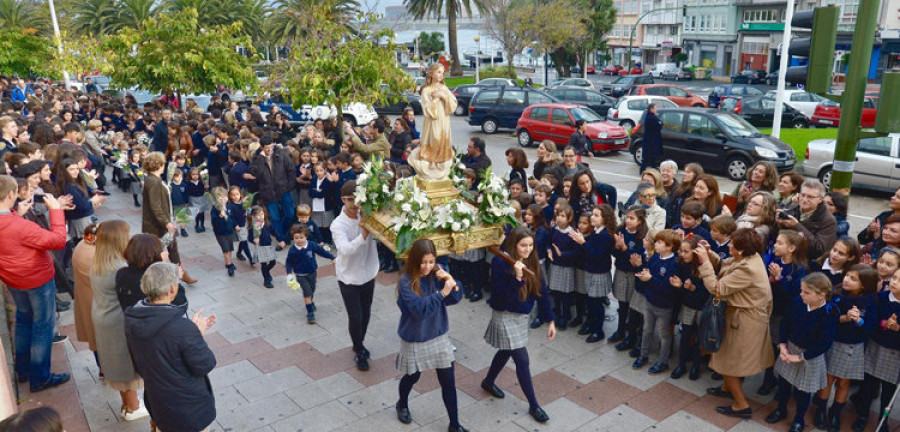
[[694, 67, 707, 79]]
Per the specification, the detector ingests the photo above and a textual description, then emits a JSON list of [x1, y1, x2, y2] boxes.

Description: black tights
[[678, 324, 701, 367], [261, 260, 276, 283], [775, 376, 812, 425], [484, 347, 540, 410], [855, 373, 899, 422], [398, 365, 460, 428], [587, 297, 606, 334]]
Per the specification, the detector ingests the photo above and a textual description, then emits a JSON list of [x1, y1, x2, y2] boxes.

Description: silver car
[[803, 133, 900, 192]]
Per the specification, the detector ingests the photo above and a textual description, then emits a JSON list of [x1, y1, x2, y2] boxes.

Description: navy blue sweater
[[832, 292, 878, 344], [780, 296, 838, 360], [672, 224, 711, 243], [710, 239, 732, 261], [613, 228, 644, 273], [810, 259, 845, 293], [249, 224, 274, 247], [228, 160, 249, 190], [186, 180, 206, 198], [396, 267, 463, 343], [872, 290, 900, 350], [531, 225, 549, 261], [285, 241, 335, 275], [299, 219, 323, 244], [675, 263, 709, 311], [549, 226, 579, 267], [227, 202, 247, 229], [64, 184, 94, 220], [210, 205, 236, 236], [309, 175, 338, 211], [488, 257, 555, 323], [637, 253, 679, 309], [170, 182, 189, 206], [765, 257, 808, 316], [582, 229, 614, 274]]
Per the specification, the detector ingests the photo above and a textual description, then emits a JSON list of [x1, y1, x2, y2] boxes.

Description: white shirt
[[332, 209, 379, 285], [312, 178, 325, 212]]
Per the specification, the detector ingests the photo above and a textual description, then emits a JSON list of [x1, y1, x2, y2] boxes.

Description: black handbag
[[698, 291, 727, 353]]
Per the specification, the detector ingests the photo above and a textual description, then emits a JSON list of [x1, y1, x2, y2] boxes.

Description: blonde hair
[[88, 119, 102, 130], [92, 220, 130, 276]]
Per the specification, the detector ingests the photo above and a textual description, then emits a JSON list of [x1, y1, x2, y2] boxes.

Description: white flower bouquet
[[477, 166, 519, 227], [353, 156, 394, 216]]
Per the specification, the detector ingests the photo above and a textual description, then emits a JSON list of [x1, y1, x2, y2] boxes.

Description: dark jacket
[[151, 120, 168, 153], [389, 131, 412, 160], [641, 111, 663, 159], [124, 300, 216, 432], [568, 130, 590, 156], [249, 148, 295, 204], [116, 265, 187, 310], [466, 153, 492, 183], [796, 202, 838, 261], [487, 257, 555, 322]]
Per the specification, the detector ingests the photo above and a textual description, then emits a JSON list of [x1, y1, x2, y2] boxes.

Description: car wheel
[[632, 147, 643, 166], [693, 103, 705, 108], [517, 130, 533, 147], [342, 114, 357, 127], [792, 119, 809, 129], [620, 119, 635, 130], [725, 155, 751, 181], [481, 118, 499, 134], [454, 104, 466, 116], [819, 166, 832, 189]]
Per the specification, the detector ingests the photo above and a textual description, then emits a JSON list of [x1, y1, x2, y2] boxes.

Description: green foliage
[[52, 33, 113, 79], [404, 0, 487, 76], [518, 0, 587, 77], [673, 52, 688, 64], [0, 28, 55, 78], [267, 0, 360, 45], [102, 8, 256, 96], [273, 7, 414, 124], [482, 0, 532, 77], [0, 0, 51, 35], [758, 128, 838, 162], [417, 31, 445, 61], [479, 66, 517, 80]]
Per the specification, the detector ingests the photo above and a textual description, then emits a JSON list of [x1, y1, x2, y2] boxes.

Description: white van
[[649, 63, 679, 79]]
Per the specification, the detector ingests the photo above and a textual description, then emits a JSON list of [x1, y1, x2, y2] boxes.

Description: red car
[[586, 65, 596, 74], [618, 66, 644, 76], [516, 103, 629, 155], [627, 84, 708, 108], [810, 97, 879, 128], [602, 65, 624, 76]]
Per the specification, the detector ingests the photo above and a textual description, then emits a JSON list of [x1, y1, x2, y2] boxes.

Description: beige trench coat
[[72, 241, 96, 350], [698, 253, 774, 377]]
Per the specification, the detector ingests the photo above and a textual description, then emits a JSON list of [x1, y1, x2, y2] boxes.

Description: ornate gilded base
[[416, 175, 458, 207], [360, 208, 505, 259]]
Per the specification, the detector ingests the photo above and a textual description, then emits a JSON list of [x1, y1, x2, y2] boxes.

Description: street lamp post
[[47, 0, 70, 89], [474, 35, 481, 83]]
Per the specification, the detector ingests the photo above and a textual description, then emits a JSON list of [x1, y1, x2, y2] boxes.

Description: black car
[[602, 75, 654, 97], [734, 96, 809, 129], [372, 86, 422, 115], [707, 84, 766, 108], [731, 69, 768, 84], [544, 87, 617, 117], [468, 87, 557, 134], [451, 84, 520, 116], [629, 108, 796, 181]]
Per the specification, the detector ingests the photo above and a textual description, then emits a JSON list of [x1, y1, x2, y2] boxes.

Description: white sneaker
[[122, 404, 149, 421]]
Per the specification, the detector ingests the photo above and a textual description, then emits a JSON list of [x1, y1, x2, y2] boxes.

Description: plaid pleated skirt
[[678, 306, 702, 326], [826, 341, 865, 380], [548, 264, 575, 293], [236, 227, 248, 242], [130, 179, 143, 196], [612, 270, 636, 303], [865, 342, 900, 383], [189, 195, 211, 214], [574, 269, 587, 294], [396, 333, 455, 374], [68, 215, 93, 240], [484, 310, 529, 350], [774, 341, 828, 393], [584, 272, 613, 298], [311, 210, 334, 229], [255, 244, 276, 263], [630, 291, 647, 314]]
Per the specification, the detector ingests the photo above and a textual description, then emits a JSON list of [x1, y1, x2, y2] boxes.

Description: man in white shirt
[[331, 181, 379, 371]]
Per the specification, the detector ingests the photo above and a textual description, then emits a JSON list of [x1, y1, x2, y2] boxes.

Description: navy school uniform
[[540, 205, 554, 230], [710, 239, 731, 261], [249, 223, 277, 284], [532, 225, 549, 263], [548, 226, 580, 293], [612, 228, 645, 305], [827, 291, 877, 380], [302, 218, 323, 245], [210, 204, 237, 253], [228, 160, 250, 191], [766, 257, 808, 318], [582, 229, 615, 335], [774, 297, 837, 395], [674, 263, 708, 368], [852, 290, 900, 421], [672, 224, 711, 243], [170, 181, 189, 207], [636, 253, 679, 310], [285, 240, 335, 299], [186, 179, 206, 199], [810, 259, 845, 293], [487, 257, 555, 323]]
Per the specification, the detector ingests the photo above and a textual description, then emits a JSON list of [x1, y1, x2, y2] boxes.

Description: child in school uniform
[[285, 224, 335, 324], [709, 215, 736, 261], [525, 204, 551, 329], [170, 169, 190, 238], [295, 204, 323, 245], [765, 273, 838, 432], [249, 205, 277, 288], [876, 247, 900, 292], [672, 201, 711, 243], [127, 150, 144, 207], [547, 204, 579, 330], [570, 212, 593, 332], [669, 235, 709, 380], [309, 163, 336, 245], [610, 205, 649, 352], [295, 148, 313, 206], [570, 204, 616, 343], [210, 187, 237, 276], [759, 229, 810, 395], [633, 229, 681, 375], [186, 167, 209, 233], [533, 185, 554, 227], [228, 186, 252, 265], [813, 264, 878, 431], [812, 237, 860, 290]]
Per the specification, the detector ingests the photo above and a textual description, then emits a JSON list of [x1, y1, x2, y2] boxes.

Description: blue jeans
[[8, 279, 56, 386], [265, 191, 295, 243]]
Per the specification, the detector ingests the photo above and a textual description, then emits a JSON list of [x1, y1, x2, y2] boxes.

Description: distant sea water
[[393, 29, 536, 66]]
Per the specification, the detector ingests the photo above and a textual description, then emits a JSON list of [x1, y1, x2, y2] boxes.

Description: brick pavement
[[11, 188, 900, 432]]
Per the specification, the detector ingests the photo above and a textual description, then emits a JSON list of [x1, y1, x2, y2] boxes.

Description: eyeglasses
[[640, 194, 656, 199], [799, 193, 822, 200]]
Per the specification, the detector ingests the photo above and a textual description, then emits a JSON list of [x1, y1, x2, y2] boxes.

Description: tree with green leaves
[[404, 0, 486, 77], [101, 8, 256, 98], [482, 0, 531, 78], [417, 31, 445, 61], [272, 7, 414, 133], [0, 28, 55, 77], [577, 0, 616, 77], [67, 0, 122, 36], [522, 0, 586, 78], [0, 0, 51, 35], [266, 0, 360, 46], [52, 33, 112, 81]]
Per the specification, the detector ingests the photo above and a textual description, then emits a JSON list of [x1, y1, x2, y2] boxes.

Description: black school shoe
[[396, 403, 412, 424], [717, 406, 752, 419], [530, 318, 543, 329], [355, 353, 369, 371], [529, 407, 549, 423]]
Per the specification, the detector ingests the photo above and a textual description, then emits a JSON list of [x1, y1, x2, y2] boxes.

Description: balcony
[[642, 33, 683, 47]]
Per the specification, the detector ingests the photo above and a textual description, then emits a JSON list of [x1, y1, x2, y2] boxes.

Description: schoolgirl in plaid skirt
[[547, 204, 578, 330], [570, 204, 616, 343], [671, 236, 709, 381], [610, 206, 648, 354]]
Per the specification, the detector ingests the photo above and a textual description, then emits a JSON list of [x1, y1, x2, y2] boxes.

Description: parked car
[[707, 84, 766, 108], [732, 96, 809, 129], [731, 69, 768, 84], [602, 75, 655, 97], [810, 97, 879, 128], [627, 84, 708, 108], [586, 65, 596, 74], [467, 87, 557, 134], [763, 90, 827, 118], [619, 66, 644, 76], [550, 78, 595, 90], [606, 95, 678, 129], [258, 96, 377, 127], [764, 70, 789, 86], [629, 108, 796, 180], [602, 65, 625, 76], [372, 85, 422, 115], [661, 67, 693, 81], [648, 63, 679, 79], [516, 104, 629, 154], [544, 87, 617, 117], [476, 78, 518, 87], [453, 83, 519, 116], [804, 133, 900, 192]]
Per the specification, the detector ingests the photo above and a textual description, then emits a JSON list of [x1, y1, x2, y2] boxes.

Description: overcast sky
[[364, 0, 404, 13]]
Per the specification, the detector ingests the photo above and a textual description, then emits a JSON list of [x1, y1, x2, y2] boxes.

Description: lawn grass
[[443, 76, 544, 89], [758, 127, 838, 159]]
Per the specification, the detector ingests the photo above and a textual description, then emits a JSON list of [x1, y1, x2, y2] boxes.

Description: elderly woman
[[697, 228, 774, 419], [91, 220, 148, 421], [624, 168, 667, 210], [72, 223, 99, 371], [632, 182, 666, 232], [124, 262, 217, 432], [659, 160, 679, 199]]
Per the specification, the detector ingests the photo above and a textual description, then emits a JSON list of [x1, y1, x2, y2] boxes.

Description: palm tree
[[67, 0, 121, 35], [267, 0, 359, 46], [0, 0, 51, 35], [117, 0, 157, 31], [404, 0, 485, 76]]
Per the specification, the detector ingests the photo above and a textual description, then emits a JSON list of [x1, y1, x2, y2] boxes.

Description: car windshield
[[613, 77, 633, 85], [716, 113, 762, 137], [569, 107, 604, 123]]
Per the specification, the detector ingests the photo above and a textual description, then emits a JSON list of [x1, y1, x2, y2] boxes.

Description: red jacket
[[0, 209, 67, 290]]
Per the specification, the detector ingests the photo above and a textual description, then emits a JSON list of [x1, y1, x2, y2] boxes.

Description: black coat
[[116, 264, 187, 311], [641, 112, 663, 159], [151, 120, 168, 153], [568, 130, 590, 156], [124, 300, 216, 432], [249, 147, 296, 204]]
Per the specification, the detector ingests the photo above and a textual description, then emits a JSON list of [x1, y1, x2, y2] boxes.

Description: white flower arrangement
[[137, 134, 152, 148], [432, 200, 476, 233], [477, 166, 519, 226], [353, 156, 394, 215]]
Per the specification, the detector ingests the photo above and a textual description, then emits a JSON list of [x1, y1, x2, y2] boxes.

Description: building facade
[[608, 0, 643, 66], [734, 0, 787, 73], [879, 0, 900, 71], [682, 0, 740, 76], [640, 0, 685, 66]]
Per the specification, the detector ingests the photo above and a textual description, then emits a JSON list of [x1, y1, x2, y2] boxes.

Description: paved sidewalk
[[12, 187, 900, 432]]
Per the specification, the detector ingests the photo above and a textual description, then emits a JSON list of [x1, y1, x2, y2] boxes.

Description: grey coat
[[92, 259, 140, 384]]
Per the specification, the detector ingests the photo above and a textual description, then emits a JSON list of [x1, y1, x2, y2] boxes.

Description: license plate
[[615, 139, 626, 144], [819, 120, 833, 125]]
